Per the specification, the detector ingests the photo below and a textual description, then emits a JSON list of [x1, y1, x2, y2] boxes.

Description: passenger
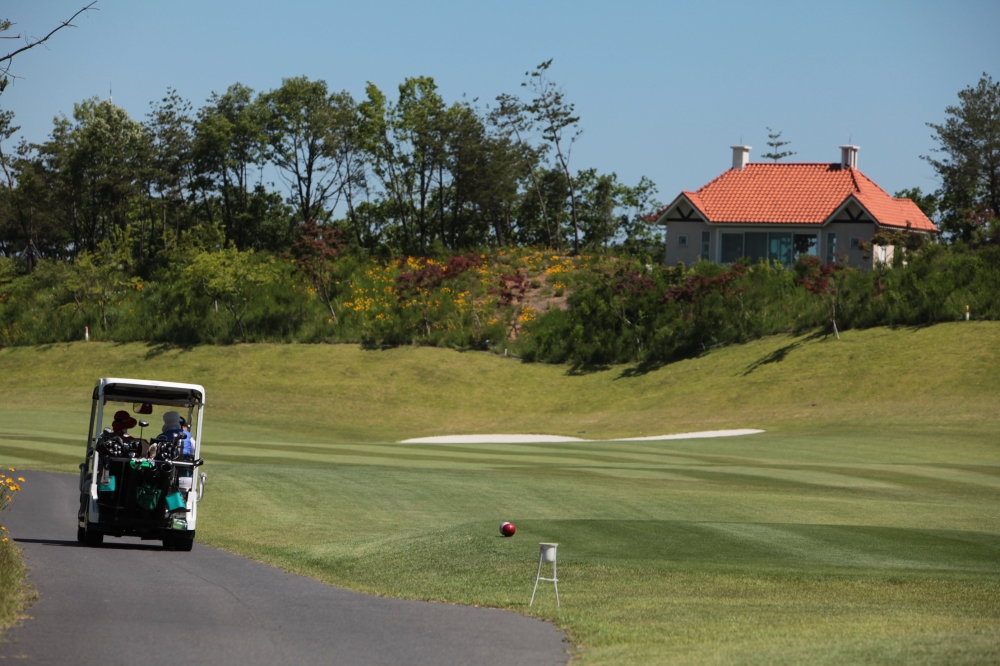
[[162, 411, 194, 455], [161, 411, 184, 439], [179, 417, 197, 456]]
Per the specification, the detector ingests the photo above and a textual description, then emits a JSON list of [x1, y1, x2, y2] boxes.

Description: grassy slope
[[0, 323, 999, 664], [0, 538, 30, 640]]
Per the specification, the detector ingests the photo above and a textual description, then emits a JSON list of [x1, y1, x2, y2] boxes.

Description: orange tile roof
[[662, 163, 936, 232]]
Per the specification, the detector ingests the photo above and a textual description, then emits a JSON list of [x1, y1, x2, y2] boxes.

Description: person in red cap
[[112, 410, 150, 456], [112, 410, 137, 437]]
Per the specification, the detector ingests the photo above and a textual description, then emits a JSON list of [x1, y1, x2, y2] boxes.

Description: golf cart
[[78, 378, 206, 551]]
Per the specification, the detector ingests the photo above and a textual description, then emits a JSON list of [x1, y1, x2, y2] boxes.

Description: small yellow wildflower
[[16, 477, 23, 482]]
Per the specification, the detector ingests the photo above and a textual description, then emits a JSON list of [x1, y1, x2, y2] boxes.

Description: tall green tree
[[490, 93, 552, 247], [523, 60, 582, 253], [262, 77, 355, 236], [925, 73, 1000, 244], [144, 88, 194, 259], [193, 83, 273, 250]]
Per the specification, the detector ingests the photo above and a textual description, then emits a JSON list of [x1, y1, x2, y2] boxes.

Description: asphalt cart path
[[1, 471, 569, 665]]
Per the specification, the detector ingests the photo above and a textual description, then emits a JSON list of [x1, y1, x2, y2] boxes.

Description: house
[[653, 145, 936, 269]]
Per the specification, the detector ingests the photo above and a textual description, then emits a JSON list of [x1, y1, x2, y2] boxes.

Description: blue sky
[[2, 0, 997, 208]]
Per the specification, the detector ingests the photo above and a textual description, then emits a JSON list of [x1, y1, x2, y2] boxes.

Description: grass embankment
[[1, 323, 999, 664], [0, 539, 31, 639]]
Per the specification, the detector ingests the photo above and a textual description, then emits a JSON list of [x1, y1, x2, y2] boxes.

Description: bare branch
[[0, 3, 98, 76]]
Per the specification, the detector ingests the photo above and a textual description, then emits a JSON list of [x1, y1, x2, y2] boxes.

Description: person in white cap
[[162, 411, 184, 437], [162, 411, 195, 456]]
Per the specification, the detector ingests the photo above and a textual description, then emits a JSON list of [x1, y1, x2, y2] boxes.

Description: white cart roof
[[94, 377, 206, 406]]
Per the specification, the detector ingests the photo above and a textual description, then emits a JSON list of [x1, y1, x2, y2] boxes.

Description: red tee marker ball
[[500, 521, 516, 537]]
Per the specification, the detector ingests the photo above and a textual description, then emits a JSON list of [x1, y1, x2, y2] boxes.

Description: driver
[[112, 410, 137, 439], [113, 410, 150, 456]]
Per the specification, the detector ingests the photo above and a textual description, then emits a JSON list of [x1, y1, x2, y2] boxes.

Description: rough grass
[[1, 323, 999, 663], [0, 538, 31, 639]]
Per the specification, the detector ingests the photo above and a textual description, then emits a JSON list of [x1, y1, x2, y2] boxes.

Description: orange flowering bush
[[0, 468, 24, 537]]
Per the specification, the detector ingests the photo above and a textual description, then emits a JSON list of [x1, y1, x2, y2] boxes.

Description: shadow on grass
[[742, 342, 801, 375], [566, 362, 611, 376], [143, 341, 196, 360], [740, 330, 832, 376]]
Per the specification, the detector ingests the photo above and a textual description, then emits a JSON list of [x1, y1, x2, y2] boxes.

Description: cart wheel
[[84, 525, 103, 548], [77, 526, 85, 544], [173, 533, 194, 552]]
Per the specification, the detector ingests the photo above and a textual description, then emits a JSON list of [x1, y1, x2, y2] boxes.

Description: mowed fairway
[[1, 323, 999, 664]]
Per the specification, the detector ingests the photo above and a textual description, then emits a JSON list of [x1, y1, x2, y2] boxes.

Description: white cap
[[162, 411, 182, 432]]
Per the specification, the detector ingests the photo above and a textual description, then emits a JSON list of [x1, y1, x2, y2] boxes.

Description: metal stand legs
[[530, 543, 559, 608]]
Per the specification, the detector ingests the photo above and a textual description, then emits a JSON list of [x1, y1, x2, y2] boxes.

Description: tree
[[193, 83, 288, 250], [523, 60, 583, 254], [761, 127, 796, 162], [289, 221, 344, 322], [262, 77, 354, 237], [64, 227, 140, 329], [0, 4, 98, 94], [795, 256, 846, 340], [490, 93, 553, 247], [925, 73, 1000, 244], [182, 247, 276, 339], [144, 88, 194, 259]]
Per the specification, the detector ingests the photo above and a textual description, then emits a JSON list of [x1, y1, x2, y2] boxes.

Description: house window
[[793, 234, 818, 260], [720, 233, 744, 264], [700, 231, 711, 261], [677, 235, 688, 247], [850, 237, 860, 249], [715, 231, 803, 265], [745, 232, 768, 263], [826, 232, 837, 264], [768, 232, 793, 265]]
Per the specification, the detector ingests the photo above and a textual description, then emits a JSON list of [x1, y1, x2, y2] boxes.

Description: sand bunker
[[399, 429, 764, 444]]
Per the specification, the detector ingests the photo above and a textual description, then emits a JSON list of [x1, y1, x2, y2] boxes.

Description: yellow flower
[[1, 538, 7, 542], [7, 468, 13, 472], [16, 478, 23, 482]]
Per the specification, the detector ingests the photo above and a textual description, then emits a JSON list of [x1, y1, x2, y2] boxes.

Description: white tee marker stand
[[530, 543, 559, 608]]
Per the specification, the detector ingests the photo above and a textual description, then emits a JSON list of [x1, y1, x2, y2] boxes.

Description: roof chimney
[[731, 145, 751, 170], [840, 145, 859, 169]]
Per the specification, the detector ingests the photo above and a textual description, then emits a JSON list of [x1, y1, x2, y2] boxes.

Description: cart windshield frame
[[90, 378, 206, 460]]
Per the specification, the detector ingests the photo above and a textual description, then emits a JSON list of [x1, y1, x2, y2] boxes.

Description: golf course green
[[1, 322, 998, 664]]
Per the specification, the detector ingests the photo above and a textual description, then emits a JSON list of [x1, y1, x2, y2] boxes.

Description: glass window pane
[[793, 234, 818, 259], [701, 231, 711, 261], [745, 232, 768, 263], [720, 233, 744, 264], [826, 232, 837, 264], [768, 232, 792, 265]]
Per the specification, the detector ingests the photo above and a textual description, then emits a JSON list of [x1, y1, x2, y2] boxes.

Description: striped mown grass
[[1, 323, 999, 663]]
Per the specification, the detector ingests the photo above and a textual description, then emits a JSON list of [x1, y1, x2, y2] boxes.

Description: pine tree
[[761, 127, 796, 162]]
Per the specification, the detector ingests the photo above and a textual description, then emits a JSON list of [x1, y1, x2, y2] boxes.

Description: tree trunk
[[554, 141, 580, 254]]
